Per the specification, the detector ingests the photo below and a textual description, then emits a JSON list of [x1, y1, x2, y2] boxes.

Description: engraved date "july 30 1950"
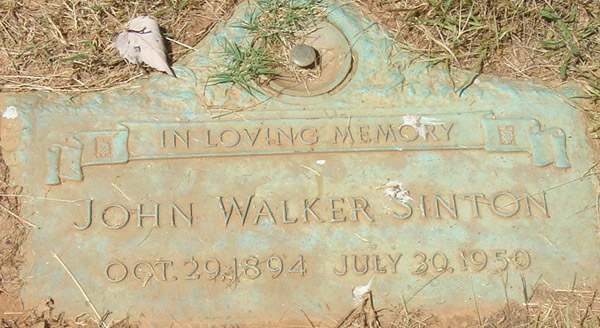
[[333, 249, 531, 276]]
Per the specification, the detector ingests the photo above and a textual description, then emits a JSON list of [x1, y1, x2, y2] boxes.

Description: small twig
[[0, 203, 38, 229], [521, 274, 531, 312], [401, 295, 409, 316], [166, 37, 198, 52], [136, 227, 155, 247], [300, 164, 322, 177], [580, 290, 597, 327], [0, 193, 85, 203], [528, 275, 544, 304], [499, 270, 514, 327], [111, 183, 133, 203], [470, 277, 483, 327], [581, 159, 600, 178], [363, 292, 381, 328], [52, 251, 107, 328], [301, 309, 316, 328], [405, 271, 446, 305]]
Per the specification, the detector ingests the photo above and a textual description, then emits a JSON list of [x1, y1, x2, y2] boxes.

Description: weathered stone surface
[[1, 1, 599, 327]]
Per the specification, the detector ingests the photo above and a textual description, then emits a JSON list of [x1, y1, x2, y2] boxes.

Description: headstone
[[1, 1, 599, 327]]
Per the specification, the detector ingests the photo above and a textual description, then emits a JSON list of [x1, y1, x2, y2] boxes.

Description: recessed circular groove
[[263, 20, 353, 98]]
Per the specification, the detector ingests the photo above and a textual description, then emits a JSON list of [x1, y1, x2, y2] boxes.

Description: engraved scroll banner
[[46, 130, 129, 185], [483, 113, 570, 168], [46, 111, 570, 185]]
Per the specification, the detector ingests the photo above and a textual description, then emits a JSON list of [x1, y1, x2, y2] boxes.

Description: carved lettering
[[374, 254, 387, 273], [173, 130, 189, 149], [467, 193, 485, 218], [243, 128, 262, 147], [154, 260, 172, 281], [74, 199, 94, 230], [299, 127, 319, 145], [333, 254, 403, 275], [334, 126, 354, 144], [417, 195, 426, 217], [105, 261, 128, 283], [387, 254, 402, 273], [218, 196, 254, 227], [276, 128, 294, 146], [205, 129, 217, 147], [137, 204, 160, 228], [149, 118, 461, 155], [352, 255, 369, 275], [334, 255, 348, 276], [220, 129, 241, 147], [133, 261, 155, 282], [254, 200, 277, 225], [303, 198, 324, 223], [352, 197, 374, 222], [281, 200, 297, 224], [524, 192, 549, 217], [440, 123, 455, 140], [102, 204, 131, 229], [435, 195, 458, 219], [171, 203, 193, 227], [397, 125, 419, 141], [392, 198, 413, 220], [358, 126, 371, 143], [375, 125, 397, 143], [423, 125, 440, 141], [491, 192, 520, 217], [77, 190, 551, 232], [329, 197, 346, 222], [161, 130, 190, 148]]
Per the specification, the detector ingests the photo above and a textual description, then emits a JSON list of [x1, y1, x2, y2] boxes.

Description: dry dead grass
[[0, 158, 26, 304], [3, 287, 599, 327], [0, 0, 238, 92], [0, 0, 598, 99], [332, 287, 600, 328], [359, 0, 600, 105]]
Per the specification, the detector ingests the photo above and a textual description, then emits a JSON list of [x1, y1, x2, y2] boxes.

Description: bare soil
[[0, 155, 27, 325], [0, 0, 239, 92]]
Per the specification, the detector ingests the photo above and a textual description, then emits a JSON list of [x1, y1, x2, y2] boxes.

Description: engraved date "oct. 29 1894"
[[104, 255, 307, 284]]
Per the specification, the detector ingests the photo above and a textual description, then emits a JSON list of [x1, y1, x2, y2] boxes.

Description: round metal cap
[[290, 44, 318, 68], [264, 20, 353, 98]]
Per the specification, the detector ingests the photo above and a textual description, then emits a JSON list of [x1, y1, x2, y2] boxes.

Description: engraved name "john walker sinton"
[[73, 190, 548, 230]]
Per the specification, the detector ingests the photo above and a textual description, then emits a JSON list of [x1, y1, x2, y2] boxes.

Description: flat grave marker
[[1, 1, 599, 327]]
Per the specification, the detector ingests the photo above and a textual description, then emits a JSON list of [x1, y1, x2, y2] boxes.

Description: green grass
[[370, 0, 600, 108], [235, 0, 323, 47], [212, 0, 325, 94], [211, 39, 278, 94], [540, 3, 599, 80]]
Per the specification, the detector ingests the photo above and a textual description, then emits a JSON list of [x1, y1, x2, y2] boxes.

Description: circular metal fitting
[[290, 44, 318, 68], [265, 20, 353, 98]]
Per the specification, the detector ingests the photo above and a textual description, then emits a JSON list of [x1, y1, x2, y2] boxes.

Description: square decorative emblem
[[499, 125, 515, 145], [95, 136, 113, 158]]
